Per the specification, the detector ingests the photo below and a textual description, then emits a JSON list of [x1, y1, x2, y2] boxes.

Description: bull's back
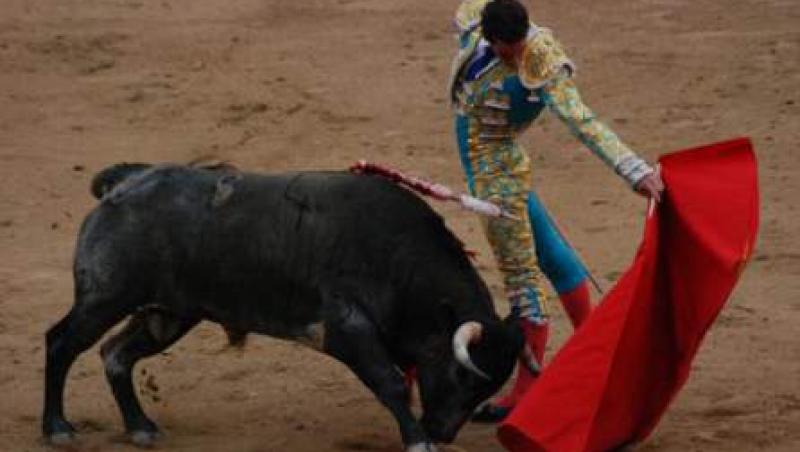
[[204, 170, 455, 288], [77, 166, 462, 334]]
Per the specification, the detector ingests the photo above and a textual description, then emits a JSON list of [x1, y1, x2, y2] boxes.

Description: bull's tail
[[90, 162, 152, 199]]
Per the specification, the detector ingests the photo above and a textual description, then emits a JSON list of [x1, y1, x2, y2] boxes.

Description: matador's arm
[[541, 75, 654, 187]]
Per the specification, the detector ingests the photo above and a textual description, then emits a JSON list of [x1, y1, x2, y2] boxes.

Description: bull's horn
[[520, 343, 542, 376], [452, 321, 491, 380]]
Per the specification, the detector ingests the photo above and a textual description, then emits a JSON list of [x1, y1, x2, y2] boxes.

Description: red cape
[[498, 138, 759, 451]]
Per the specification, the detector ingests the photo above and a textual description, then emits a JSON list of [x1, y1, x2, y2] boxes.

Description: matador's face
[[491, 39, 526, 69]]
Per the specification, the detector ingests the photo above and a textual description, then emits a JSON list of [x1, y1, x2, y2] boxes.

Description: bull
[[42, 163, 527, 451]]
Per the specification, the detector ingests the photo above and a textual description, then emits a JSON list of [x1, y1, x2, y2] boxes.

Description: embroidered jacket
[[449, 0, 653, 187]]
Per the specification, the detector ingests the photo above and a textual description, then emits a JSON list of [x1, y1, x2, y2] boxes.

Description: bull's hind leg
[[42, 299, 133, 444], [100, 308, 197, 446]]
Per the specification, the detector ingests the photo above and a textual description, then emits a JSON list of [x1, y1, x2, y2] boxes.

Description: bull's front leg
[[323, 303, 435, 452]]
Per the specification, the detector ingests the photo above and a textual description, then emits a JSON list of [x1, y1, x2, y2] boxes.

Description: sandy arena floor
[[1, 0, 798, 450]]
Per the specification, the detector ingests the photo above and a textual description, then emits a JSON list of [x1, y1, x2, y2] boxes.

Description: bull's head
[[415, 318, 525, 443]]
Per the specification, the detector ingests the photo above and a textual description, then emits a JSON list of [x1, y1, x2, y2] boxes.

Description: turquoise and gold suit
[[450, 0, 653, 323]]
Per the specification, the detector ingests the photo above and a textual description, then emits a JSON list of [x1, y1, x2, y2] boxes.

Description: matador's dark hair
[[480, 0, 530, 44]]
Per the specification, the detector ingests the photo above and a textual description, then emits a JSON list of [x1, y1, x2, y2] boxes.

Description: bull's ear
[[501, 312, 525, 336], [501, 313, 525, 340], [479, 320, 522, 350], [495, 317, 525, 351]]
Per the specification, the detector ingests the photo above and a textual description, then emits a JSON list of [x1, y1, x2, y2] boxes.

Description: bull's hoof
[[406, 443, 438, 452], [43, 418, 77, 446], [130, 430, 162, 448], [47, 431, 76, 446]]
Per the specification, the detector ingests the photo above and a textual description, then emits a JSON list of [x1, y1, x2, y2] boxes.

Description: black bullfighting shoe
[[471, 403, 511, 423]]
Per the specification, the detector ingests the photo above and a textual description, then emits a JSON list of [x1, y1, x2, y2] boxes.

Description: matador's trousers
[[455, 115, 587, 323]]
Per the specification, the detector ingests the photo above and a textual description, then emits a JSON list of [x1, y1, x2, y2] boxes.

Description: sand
[[1, 0, 798, 450]]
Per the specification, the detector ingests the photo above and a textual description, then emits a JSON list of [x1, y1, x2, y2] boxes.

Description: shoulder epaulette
[[519, 27, 576, 89], [454, 0, 492, 32]]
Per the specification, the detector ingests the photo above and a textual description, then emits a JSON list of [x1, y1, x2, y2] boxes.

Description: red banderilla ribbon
[[349, 160, 518, 220]]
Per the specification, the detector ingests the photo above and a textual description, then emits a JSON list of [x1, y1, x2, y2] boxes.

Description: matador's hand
[[634, 166, 664, 203]]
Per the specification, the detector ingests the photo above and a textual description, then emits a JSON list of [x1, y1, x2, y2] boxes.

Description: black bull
[[42, 164, 524, 450]]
